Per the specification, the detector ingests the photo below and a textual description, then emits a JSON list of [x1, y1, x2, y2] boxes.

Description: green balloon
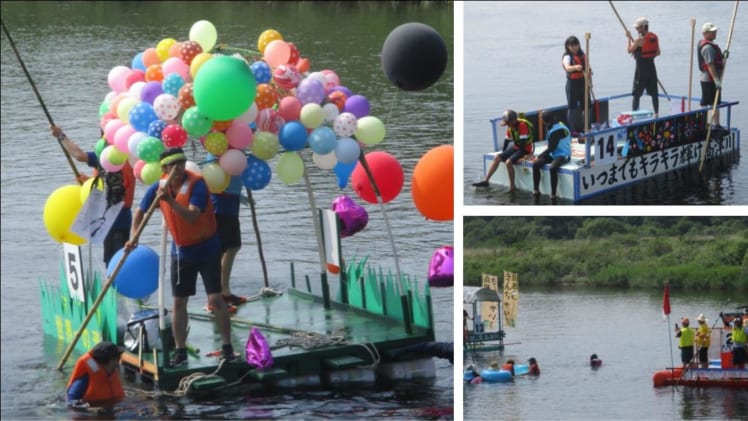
[[182, 106, 213, 137], [193, 56, 256, 121], [95, 137, 107, 158]]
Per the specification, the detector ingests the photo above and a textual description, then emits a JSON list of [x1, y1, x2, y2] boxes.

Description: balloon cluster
[[94, 20, 398, 197]]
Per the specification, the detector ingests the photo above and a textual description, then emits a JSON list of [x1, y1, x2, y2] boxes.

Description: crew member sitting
[[67, 341, 125, 409]]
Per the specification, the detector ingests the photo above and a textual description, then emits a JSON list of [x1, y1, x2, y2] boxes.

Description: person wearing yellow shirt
[[694, 314, 711, 369], [675, 317, 696, 368]]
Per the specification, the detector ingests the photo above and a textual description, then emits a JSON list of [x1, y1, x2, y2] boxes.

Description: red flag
[[663, 284, 671, 316]]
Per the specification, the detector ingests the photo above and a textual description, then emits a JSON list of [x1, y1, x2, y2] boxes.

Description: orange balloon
[[178, 82, 195, 109], [212, 119, 233, 131], [169, 41, 183, 58], [297, 58, 310, 73], [145, 64, 164, 82], [254, 83, 278, 110], [411, 144, 453, 221], [142, 48, 161, 68]]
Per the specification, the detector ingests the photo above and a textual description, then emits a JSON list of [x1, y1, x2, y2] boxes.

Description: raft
[[479, 368, 512, 383], [652, 367, 748, 389]]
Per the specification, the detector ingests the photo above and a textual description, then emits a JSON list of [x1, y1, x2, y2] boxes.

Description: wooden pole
[[584, 32, 591, 133], [56, 167, 177, 370], [245, 187, 269, 288], [688, 18, 696, 112], [1, 19, 81, 181], [699, 0, 739, 172]]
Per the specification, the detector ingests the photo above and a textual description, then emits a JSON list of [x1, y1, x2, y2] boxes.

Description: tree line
[[464, 217, 748, 290]]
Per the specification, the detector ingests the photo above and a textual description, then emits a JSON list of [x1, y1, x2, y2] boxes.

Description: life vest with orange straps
[[567, 52, 587, 80], [67, 352, 124, 405], [697, 39, 724, 81], [638, 32, 659, 59], [159, 171, 217, 247]]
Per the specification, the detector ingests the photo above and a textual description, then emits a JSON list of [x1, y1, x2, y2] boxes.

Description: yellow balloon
[[79, 177, 105, 203], [140, 162, 162, 185], [43, 185, 86, 245], [202, 163, 229, 193], [190, 52, 213, 79], [117, 97, 138, 124], [257, 29, 282, 54], [156, 38, 177, 62]]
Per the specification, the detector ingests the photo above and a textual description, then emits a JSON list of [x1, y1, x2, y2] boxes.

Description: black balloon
[[381, 22, 448, 91]]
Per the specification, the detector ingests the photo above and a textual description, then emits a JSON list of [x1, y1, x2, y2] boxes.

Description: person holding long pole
[[627, 17, 661, 118], [697, 23, 725, 130], [124, 148, 234, 367]]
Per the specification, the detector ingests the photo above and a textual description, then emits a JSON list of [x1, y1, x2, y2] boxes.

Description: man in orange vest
[[124, 148, 234, 367], [66, 341, 125, 409], [627, 17, 661, 118]]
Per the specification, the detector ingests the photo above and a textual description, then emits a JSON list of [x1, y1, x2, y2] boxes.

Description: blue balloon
[[107, 245, 159, 299], [334, 160, 358, 189], [129, 102, 160, 132], [308, 126, 336, 155], [131, 52, 146, 72], [148, 120, 168, 140], [162, 73, 185, 97], [242, 155, 272, 190], [278, 121, 308, 151], [250, 61, 272, 84]]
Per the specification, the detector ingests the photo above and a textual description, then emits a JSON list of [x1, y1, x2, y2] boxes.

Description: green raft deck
[[42, 257, 437, 395]]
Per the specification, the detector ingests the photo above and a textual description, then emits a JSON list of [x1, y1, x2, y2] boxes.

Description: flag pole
[[663, 282, 675, 377]]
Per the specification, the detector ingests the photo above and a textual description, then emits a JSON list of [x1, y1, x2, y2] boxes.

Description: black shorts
[[698, 346, 709, 363], [733, 346, 747, 365], [498, 148, 528, 164], [680, 346, 694, 365], [700, 81, 722, 106], [170, 255, 222, 297], [216, 214, 241, 252]]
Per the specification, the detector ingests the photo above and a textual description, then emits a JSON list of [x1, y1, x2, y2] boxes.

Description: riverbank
[[464, 217, 748, 290]]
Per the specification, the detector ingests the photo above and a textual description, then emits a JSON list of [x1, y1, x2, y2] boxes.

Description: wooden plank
[[249, 367, 287, 381], [323, 356, 366, 369]]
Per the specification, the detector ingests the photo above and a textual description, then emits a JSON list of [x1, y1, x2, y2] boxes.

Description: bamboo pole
[[245, 187, 269, 288], [688, 18, 696, 112], [584, 32, 591, 133]]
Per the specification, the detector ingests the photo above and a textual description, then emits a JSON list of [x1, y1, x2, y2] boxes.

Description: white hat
[[702, 22, 718, 33], [633, 17, 649, 28], [697, 314, 707, 323]]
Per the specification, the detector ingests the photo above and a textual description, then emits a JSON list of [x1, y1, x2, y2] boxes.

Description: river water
[[463, 1, 748, 205], [463, 288, 748, 420], [0, 2, 454, 419]]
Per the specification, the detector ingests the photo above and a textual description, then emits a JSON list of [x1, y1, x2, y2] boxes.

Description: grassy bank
[[464, 217, 748, 291]]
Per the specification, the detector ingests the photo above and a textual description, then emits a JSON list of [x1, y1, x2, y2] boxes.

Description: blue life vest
[[548, 122, 571, 159]]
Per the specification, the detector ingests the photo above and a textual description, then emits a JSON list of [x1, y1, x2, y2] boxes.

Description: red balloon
[[411, 144, 453, 221], [178, 83, 195, 109], [351, 151, 403, 204], [179, 41, 203, 65], [161, 124, 188, 148], [124, 70, 146, 90]]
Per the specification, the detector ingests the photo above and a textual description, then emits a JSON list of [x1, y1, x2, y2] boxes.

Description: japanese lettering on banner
[[480, 273, 500, 331]]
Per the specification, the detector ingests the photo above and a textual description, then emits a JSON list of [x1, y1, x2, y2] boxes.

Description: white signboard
[[63, 242, 85, 303]]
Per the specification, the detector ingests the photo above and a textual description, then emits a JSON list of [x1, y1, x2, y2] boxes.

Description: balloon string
[[383, 88, 400, 126], [215, 44, 261, 56]]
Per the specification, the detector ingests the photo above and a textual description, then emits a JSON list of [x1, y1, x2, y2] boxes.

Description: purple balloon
[[297, 78, 325, 105], [343, 94, 370, 118], [140, 81, 164, 104], [331, 195, 368, 238], [328, 85, 353, 98], [245, 327, 273, 369], [428, 245, 454, 287]]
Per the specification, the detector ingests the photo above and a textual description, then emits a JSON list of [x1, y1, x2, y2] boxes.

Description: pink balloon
[[104, 119, 126, 145], [100, 111, 118, 131], [255, 108, 284, 134], [128, 131, 148, 158], [263, 40, 291, 67], [133, 159, 146, 182], [113, 125, 137, 153], [219, 149, 248, 176], [153, 93, 181, 121], [108, 65, 132, 93], [100, 147, 125, 173], [226, 120, 253, 149], [278, 96, 302, 122], [427, 245, 454, 287], [161, 57, 190, 81], [321, 69, 340, 90], [124, 70, 146, 90]]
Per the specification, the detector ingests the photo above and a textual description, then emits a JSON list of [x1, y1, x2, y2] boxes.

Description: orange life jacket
[[159, 171, 217, 247], [501, 363, 515, 374], [639, 32, 659, 59], [697, 39, 724, 81], [67, 352, 124, 405], [568, 53, 586, 80]]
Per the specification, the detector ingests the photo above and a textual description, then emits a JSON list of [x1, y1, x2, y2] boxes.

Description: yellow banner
[[503, 271, 519, 327], [480, 273, 500, 331]]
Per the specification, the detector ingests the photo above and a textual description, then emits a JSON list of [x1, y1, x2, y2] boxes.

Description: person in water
[[590, 353, 602, 367], [67, 341, 125, 409], [501, 359, 516, 376], [528, 357, 541, 375]]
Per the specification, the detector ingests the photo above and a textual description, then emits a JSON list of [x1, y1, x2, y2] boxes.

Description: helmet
[[681, 317, 690, 326], [500, 109, 518, 126]]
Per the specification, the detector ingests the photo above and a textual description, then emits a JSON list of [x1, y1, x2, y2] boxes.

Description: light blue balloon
[[129, 102, 160, 132], [278, 121, 308, 151], [335, 137, 361, 164], [309, 126, 336, 155], [131, 52, 146, 72], [162, 73, 185, 97]]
